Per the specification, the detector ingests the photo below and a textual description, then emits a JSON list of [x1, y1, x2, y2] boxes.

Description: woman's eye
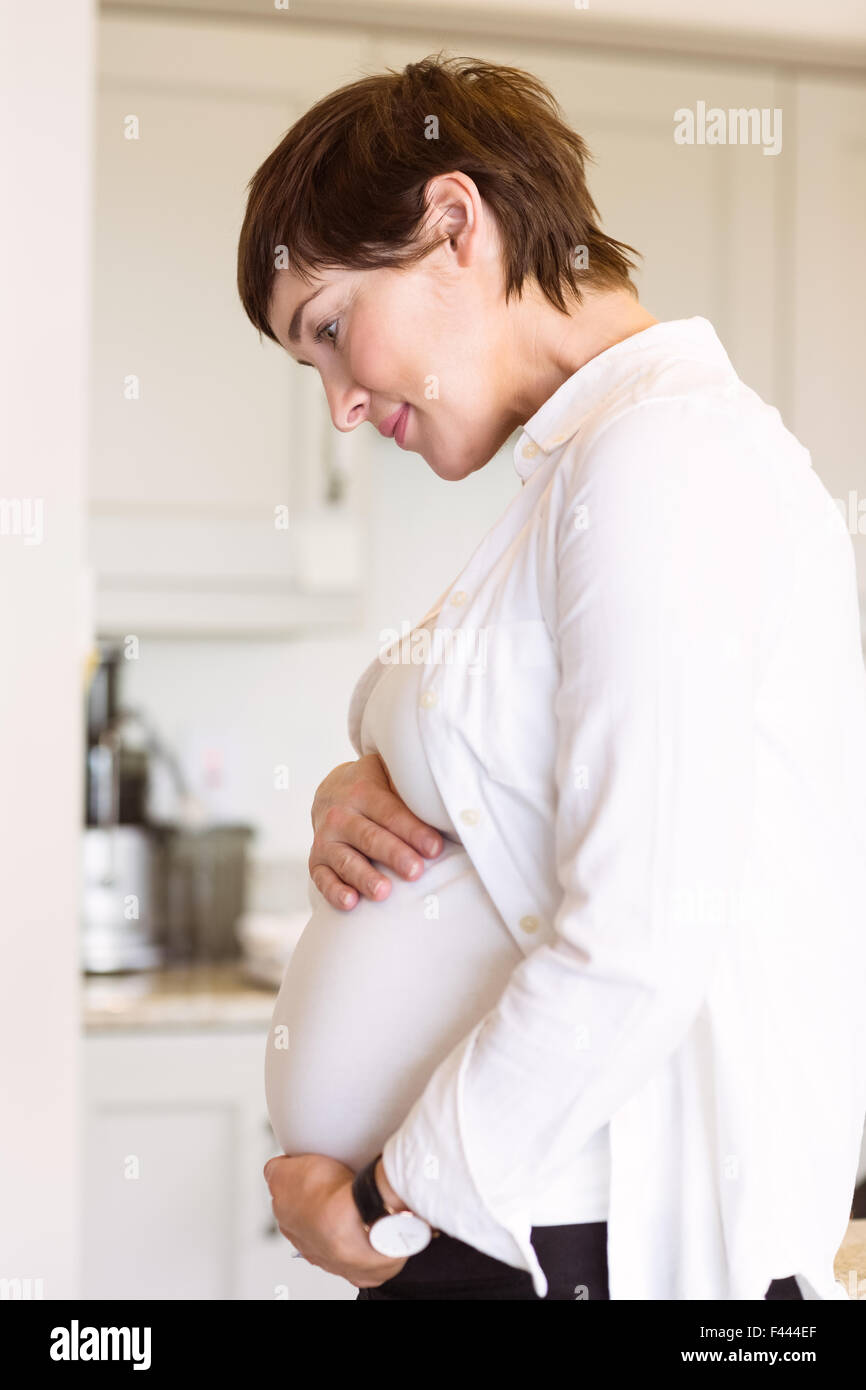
[[315, 318, 340, 347]]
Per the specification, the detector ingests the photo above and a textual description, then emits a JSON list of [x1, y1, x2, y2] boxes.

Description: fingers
[[310, 864, 360, 910], [315, 755, 444, 863], [310, 811, 445, 911], [341, 808, 435, 881], [308, 758, 446, 911], [311, 855, 387, 909], [355, 782, 444, 861], [317, 812, 440, 902]]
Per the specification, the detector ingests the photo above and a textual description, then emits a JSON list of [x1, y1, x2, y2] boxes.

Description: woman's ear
[[420, 172, 479, 266]]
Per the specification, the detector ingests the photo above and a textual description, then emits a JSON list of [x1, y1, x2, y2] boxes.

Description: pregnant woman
[[240, 56, 866, 1301], [264, 606, 611, 1296]]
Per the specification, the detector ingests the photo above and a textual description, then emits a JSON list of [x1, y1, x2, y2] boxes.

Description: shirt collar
[[512, 315, 732, 483]]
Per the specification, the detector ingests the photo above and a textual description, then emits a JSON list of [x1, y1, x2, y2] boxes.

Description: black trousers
[[355, 1222, 805, 1300]]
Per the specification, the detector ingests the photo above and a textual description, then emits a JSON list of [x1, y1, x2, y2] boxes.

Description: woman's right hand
[[309, 754, 444, 910]]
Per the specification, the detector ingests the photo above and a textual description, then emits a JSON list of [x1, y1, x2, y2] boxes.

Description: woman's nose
[[324, 380, 368, 432]]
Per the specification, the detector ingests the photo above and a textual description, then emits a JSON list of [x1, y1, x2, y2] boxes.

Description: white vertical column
[[0, 0, 95, 1297]]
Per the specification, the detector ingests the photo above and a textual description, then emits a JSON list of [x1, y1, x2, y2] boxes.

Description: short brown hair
[[237, 51, 642, 344]]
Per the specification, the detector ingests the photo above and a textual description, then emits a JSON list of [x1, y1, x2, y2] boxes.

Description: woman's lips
[[377, 403, 408, 438], [394, 403, 410, 447]]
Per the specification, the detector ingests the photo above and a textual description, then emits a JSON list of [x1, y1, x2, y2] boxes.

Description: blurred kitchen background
[[3, 0, 866, 1302]]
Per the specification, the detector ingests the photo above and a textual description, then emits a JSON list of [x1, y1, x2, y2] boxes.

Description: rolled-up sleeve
[[381, 399, 764, 1298]]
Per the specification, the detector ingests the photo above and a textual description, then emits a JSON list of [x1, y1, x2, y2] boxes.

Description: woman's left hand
[[263, 1153, 409, 1287]]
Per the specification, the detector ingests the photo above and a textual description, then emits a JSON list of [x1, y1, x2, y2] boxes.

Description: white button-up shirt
[[345, 317, 866, 1299]]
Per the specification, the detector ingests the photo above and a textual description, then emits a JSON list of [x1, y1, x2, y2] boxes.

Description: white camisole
[[265, 612, 610, 1224]]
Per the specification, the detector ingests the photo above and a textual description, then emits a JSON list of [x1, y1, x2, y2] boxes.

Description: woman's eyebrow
[[288, 286, 326, 345]]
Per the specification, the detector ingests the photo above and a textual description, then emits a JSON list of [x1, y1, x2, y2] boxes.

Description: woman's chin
[[419, 446, 444, 476], [423, 446, 476, 481]]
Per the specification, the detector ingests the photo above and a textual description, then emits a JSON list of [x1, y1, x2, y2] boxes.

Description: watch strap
[[351, 1152, 392, 1228]]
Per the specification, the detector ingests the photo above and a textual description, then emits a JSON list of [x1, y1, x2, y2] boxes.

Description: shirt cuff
[[380, 1017, 550, 1299]]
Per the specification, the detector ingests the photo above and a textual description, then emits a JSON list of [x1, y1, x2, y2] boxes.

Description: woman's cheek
[[349, 317, 392, 374]]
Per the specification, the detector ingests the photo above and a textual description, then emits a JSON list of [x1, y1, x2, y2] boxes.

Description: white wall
[[0, 3, 94, 1297]]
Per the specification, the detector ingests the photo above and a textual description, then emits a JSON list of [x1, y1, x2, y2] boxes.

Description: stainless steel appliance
[[161, 824, 255, 963], [82, 644, 167, 973], [81, 824, 167, 973], [81, 643, 254, 972]]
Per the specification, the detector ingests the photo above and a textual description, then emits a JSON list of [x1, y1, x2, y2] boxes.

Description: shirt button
[[419, 689, 438, 709], [450, 590, 467, 605], [550, 431, 568, 445], [459, 808, 481, 826], [519, 915, 540, 934], [523, 441, 540, 459]]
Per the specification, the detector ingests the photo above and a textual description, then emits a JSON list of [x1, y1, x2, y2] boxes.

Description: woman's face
[[266, 176, 528, 480]]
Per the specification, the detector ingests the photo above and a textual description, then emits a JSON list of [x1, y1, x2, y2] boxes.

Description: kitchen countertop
[[82, 960, 279, 1031], [835, 1219, 866, 1295]]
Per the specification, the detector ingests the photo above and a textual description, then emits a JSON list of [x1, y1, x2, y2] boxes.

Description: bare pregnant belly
[[264, 839, 522, 1172]]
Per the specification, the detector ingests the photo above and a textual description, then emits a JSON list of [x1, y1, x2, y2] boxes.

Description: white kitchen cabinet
[[90, 14, 374, 636], [82, 1028, 357, 1300]]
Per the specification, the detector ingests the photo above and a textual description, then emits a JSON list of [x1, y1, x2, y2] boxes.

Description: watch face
[[369, 1212, 432, 1258]]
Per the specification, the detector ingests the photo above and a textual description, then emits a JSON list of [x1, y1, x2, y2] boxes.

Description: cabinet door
[[84, 1104, 236, 1299], [790, 76, 866, 630], [90, 15, 372, 633], [83, 1030, 356, 1300]]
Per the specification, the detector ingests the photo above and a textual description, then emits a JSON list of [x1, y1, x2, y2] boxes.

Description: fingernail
[[423, 836, 440, 855], [339, 889, 354, 906]]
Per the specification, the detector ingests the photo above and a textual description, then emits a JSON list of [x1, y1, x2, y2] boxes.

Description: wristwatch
[[351, 1152, 436, 1258]]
